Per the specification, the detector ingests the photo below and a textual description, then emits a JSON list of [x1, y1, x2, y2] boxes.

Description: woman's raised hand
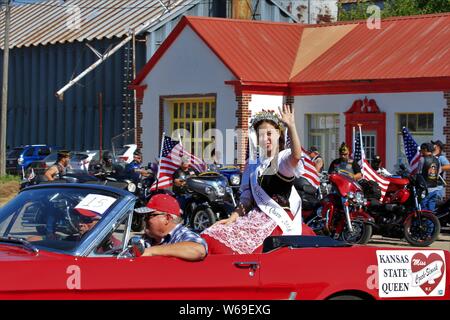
[[279, 104, 296, 129]]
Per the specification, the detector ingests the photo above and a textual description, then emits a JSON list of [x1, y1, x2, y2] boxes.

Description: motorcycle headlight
[[127, 183, 136, 193], [355, 192, 365, 205], [18, 157, 23, 165], [216, 185, 226, 197], [230, 174, 241, 186], [355, 192, 363, 202], [205, 186, 214, 194], [348, 191, 355, 199], [137, 182, 142, 189]]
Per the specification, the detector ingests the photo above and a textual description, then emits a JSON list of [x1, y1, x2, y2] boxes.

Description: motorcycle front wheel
[[404, 211, 440, 247], [341, 220, 373, 244], [190, 207, 217, 233]]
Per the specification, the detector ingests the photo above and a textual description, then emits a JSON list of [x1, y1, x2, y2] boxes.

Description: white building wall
[[140, 26, 237, 164], [248, 94, 284, 124], [293, 92, 446, 172]]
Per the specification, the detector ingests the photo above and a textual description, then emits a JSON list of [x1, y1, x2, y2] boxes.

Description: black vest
[[258, 159, 294, 206], [421, 156, 440, 188]]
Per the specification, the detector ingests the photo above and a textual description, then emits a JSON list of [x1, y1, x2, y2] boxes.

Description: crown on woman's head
[[250, 109, 284, 129]]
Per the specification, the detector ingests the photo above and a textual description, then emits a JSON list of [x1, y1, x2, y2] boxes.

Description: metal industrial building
[[0, 0, 301, 152]]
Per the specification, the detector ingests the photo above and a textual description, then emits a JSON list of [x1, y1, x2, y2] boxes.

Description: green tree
[[338, 0, 450, 21]]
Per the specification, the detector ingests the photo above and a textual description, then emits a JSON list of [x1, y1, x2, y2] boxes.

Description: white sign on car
[[376, 250, 446, 298]]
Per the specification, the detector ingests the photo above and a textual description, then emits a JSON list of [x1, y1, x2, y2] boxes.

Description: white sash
[[249, 163, 303, 235]]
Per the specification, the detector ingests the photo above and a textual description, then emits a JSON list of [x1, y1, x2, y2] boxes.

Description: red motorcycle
[[361, 164, 441, 247], [301, 173, 374, 244]]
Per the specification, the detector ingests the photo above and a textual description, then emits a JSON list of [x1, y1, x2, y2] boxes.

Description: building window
[[397, 113, 434, 165], [170, 97, 216, 158], [305, 114, 339, 169]]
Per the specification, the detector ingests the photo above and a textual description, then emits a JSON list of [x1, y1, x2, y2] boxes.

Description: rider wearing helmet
[[328, 143, 362, 180], [371, 155, 391, 177], [101, 151, 114, 173]]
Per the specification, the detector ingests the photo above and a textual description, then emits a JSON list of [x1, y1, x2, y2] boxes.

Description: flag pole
[[352, 126, 356, 159], [155, 132, 165, 191], [358, 123, 364, 159]]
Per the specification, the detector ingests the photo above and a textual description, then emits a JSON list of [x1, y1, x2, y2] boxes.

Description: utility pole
[[308, 0, 311, 24], [0, 0, 11, 176]]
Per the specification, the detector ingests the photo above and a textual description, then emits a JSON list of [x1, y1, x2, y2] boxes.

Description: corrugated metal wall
[[0, 36, 146, 151]]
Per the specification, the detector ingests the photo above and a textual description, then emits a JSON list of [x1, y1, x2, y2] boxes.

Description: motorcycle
[[205, 164, 242, 200], [301, 172, 374, 244], [92, 161, 156, 232], [183, 172, 237, 232], [362, 164, 441, 247]]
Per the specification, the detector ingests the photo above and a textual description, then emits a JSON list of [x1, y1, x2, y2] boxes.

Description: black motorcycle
[[183, 172, 237, 232]]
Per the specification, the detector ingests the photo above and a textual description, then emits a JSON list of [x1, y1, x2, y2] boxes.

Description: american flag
[[354, 128, 390, 201], [285, 132, 320, 188], [301, 148, 320, 189], [401, 127, 421, 174], [150, 136, 207, 191]]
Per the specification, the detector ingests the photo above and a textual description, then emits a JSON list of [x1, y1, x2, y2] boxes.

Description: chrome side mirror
[[117, 236, 146, 259], [129, 236, 145, 257]]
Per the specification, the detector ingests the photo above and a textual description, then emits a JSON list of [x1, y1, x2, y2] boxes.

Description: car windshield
[[0, 187, 121, 253], [7, 148, 24, 158]]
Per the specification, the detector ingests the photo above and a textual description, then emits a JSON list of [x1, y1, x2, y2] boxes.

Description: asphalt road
[[366, 227, 450, 251]]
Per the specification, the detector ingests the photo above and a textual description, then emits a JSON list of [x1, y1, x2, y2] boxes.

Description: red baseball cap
[[134, 194, 181, 216], [75, 208, 102, 219]]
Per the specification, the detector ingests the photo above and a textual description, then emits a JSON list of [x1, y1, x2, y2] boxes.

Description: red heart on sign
[[410, 253, 445, 295]]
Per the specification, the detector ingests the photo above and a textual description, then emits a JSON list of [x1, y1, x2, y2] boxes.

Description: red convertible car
[[0, 184, 448, 300]]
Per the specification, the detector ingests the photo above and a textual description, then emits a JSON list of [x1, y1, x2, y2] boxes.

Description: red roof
[[133, 14, 450, 93], [292, 14, 450, 83], [186, 18, 303, 83]]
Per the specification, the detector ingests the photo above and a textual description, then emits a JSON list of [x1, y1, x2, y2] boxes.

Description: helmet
[[339, 143, 349, 155], [372, 155, 382, 165]]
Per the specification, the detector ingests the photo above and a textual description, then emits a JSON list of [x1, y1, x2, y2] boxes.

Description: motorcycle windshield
[[329, 173, 361, 196]]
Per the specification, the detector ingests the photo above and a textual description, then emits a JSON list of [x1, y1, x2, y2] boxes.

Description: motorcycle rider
[[328, 143, 362, 180], [308, 146, 324, 173], [432, 140, 450, 200], [371, 155, 391, 176], [124, 150, 151, 183], [173, 156, 199, 210], [418, 142, 441, 211], [44, 150, 72, 181]]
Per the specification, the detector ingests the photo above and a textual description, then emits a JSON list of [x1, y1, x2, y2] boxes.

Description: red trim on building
[[128, 85, 148, 100], [344, 98, 386, 164], [224, 78, 450, 97], [290, 78, 450, 95]]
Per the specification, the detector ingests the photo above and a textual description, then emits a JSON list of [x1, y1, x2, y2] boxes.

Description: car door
[[61, 253, 259, 299]]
